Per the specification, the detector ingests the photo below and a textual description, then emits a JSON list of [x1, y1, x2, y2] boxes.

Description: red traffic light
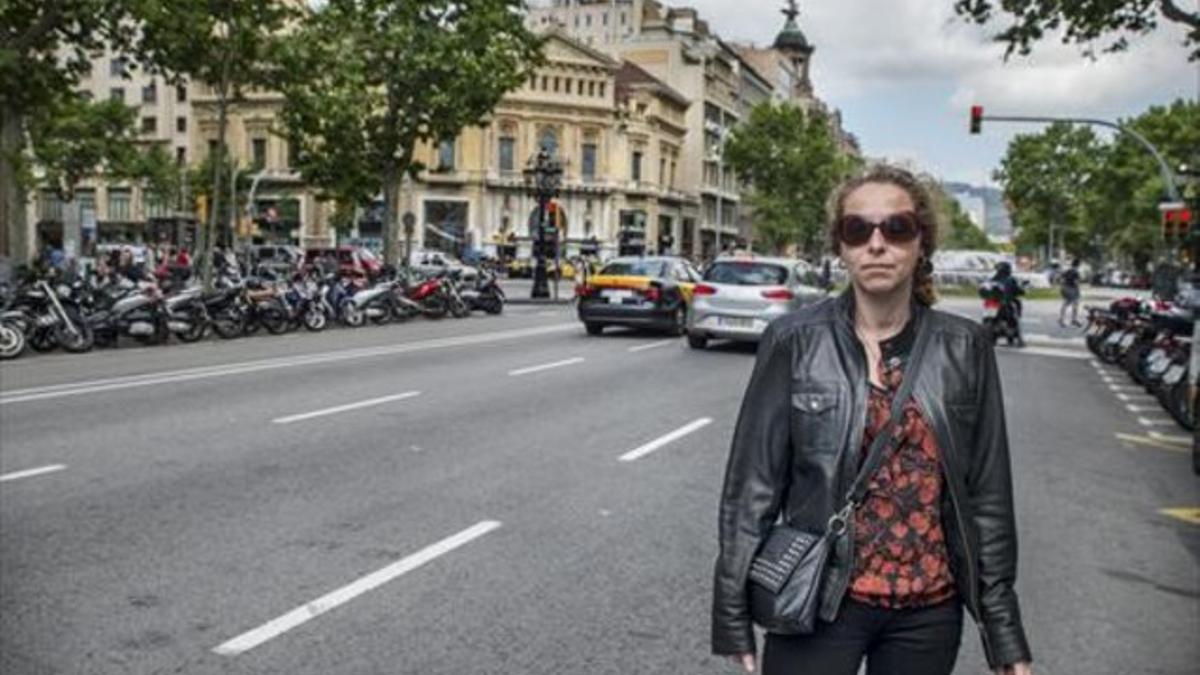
[[969, 105, 984, 134]]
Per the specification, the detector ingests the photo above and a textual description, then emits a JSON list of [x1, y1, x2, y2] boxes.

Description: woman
[[711, 164, 1032, 675]]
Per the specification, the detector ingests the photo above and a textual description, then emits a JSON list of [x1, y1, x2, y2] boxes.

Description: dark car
[[575, 256, 701, 336], [303, 246, 383, 279]]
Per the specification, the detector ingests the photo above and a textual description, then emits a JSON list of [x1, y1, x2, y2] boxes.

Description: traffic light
[[1161, 204, 1193, 240], [969, 105, 983, 135]]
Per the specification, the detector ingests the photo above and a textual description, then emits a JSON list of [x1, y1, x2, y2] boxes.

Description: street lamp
[[523, 148, 563, 299]]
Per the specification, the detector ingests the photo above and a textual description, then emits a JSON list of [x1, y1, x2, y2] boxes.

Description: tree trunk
[[204, 90, 229, 291], [382, 159, 398, 267], [0, 105, 30, 267]]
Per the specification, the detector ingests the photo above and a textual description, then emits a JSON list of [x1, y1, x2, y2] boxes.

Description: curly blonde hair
[[827, 163, 940, 306]]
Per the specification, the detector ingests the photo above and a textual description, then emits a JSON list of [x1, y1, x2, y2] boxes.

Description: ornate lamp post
[[523, 148, 563, 299]]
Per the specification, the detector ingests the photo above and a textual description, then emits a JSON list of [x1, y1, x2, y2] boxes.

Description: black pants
[[762, 599, 963, 675]]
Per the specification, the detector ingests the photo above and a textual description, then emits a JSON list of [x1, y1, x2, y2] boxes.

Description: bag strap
[[827, 309, 933, 537]]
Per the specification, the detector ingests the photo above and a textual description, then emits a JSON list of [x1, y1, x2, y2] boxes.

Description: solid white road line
[[212, 520, 502, 657], [619, 417, 713, 463], [507, 357, 584, 377], [0, 324, 575, 405], [1138, 416, 1178, 427], [628, 339, 675, 353], [272, 391, 421, 425], [1006, 346, 1091, 360], [0, 464, 66, 483]]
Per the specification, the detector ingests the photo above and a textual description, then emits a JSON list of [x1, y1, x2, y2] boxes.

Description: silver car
[[686, 256, 828, 349]]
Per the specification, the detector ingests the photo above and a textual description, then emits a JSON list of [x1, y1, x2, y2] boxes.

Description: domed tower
[[773, 0, 814, 98]]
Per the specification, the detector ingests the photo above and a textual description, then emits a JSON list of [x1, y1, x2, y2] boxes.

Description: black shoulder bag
[[746, 316, 932, 635]]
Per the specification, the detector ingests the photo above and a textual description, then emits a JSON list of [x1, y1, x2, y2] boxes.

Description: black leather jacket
[[711, 293, 1031, 669]]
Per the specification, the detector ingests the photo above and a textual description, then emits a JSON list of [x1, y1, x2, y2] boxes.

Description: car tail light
[[693, 284, 717, 296], [642, 286, 661, 302], [983, 299, 1001, 309], [761, 288, 794, 301], [576, 284, 595, 298]]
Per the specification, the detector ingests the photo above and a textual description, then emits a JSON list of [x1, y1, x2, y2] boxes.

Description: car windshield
[[704, 261, 788, 286], [600, 260, 668, 277]]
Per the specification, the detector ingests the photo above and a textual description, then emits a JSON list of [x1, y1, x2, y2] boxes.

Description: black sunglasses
[[836, 212, 922, 247]]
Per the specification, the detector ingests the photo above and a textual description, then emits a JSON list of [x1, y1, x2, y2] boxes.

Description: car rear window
[[704, 262, 788, 286], [600, 260, 668, 277]]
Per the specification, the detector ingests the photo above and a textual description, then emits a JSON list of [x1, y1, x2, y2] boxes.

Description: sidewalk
[[500, 278, 575, 305]]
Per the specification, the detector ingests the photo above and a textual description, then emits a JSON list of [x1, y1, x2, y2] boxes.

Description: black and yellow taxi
[[575, 256, 701, 335]]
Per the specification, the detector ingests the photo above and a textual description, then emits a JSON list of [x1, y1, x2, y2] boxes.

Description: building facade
[[397, 31, 691, 261]]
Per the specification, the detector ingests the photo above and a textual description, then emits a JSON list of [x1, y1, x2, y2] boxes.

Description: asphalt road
[[0, 298, 1196, 675]]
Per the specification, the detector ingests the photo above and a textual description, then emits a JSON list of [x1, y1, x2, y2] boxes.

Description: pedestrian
[[1058, 258, 1082, 327], [712, 163, 1032, 675]]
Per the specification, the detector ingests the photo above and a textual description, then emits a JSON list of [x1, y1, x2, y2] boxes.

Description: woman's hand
[[730, 653, 756, 673], [994, 661, 1032, 675]]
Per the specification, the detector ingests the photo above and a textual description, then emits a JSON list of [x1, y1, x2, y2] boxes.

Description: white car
[[408, 249, 478, 281], [686, 255, 829, 349]]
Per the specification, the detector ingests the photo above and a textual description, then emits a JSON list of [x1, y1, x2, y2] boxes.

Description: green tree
[[723, 102, 857, 256], [136, 0, 296, 287], [933, 185, 996, 251], [0, 0, 139, 263], [1094, 100, 1199, 269], [955, 0, 1200, 61], [277, 0, 544, 265], [993, 122, 1107, 258]]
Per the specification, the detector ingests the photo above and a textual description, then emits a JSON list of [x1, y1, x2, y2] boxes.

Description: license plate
[[602, 289, 633, 303], [1164, 364, 1186, 385], [1120, 333, 1137, 348], [1105, 331, 1125, 345], [982, 307, 998, 319], [718, 316, 755, 329]]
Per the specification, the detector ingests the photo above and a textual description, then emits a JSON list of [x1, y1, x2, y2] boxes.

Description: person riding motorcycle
[[990, 261, 1025, 347]]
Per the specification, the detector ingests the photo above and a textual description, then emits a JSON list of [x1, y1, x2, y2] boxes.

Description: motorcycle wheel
[[450, 297, 470, 319], [0, 321, 27, 360], [423, 296, 448, 319], [175, 306, 209, 343], [303, 306, 328, 331], [260, 304, 291, 335], [389, 301, 413, 323], [29, 327, 58, 352], [483, 296, 503, 315], [212, 307, 246, 339], [369, 305, 393, 325], [1164, 379, 1195, 431], [340, 300, 366, 328], [56, 309, 94, 353]]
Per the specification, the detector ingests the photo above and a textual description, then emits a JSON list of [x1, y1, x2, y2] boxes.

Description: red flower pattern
[[848, 356, 957, 609]]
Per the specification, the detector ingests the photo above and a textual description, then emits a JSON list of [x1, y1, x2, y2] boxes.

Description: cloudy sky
[[667, 1, 1198, 186]]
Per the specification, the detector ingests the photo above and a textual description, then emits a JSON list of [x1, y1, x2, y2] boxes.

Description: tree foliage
[[0, 0, 140, 261], [994, 122, 1106, 256], [277, 0, 544, 264], [954, 0, 1200, 61], [723, 102, 857, 257], [135, 0, 296, 286], [995, 100, 1199, 270]]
